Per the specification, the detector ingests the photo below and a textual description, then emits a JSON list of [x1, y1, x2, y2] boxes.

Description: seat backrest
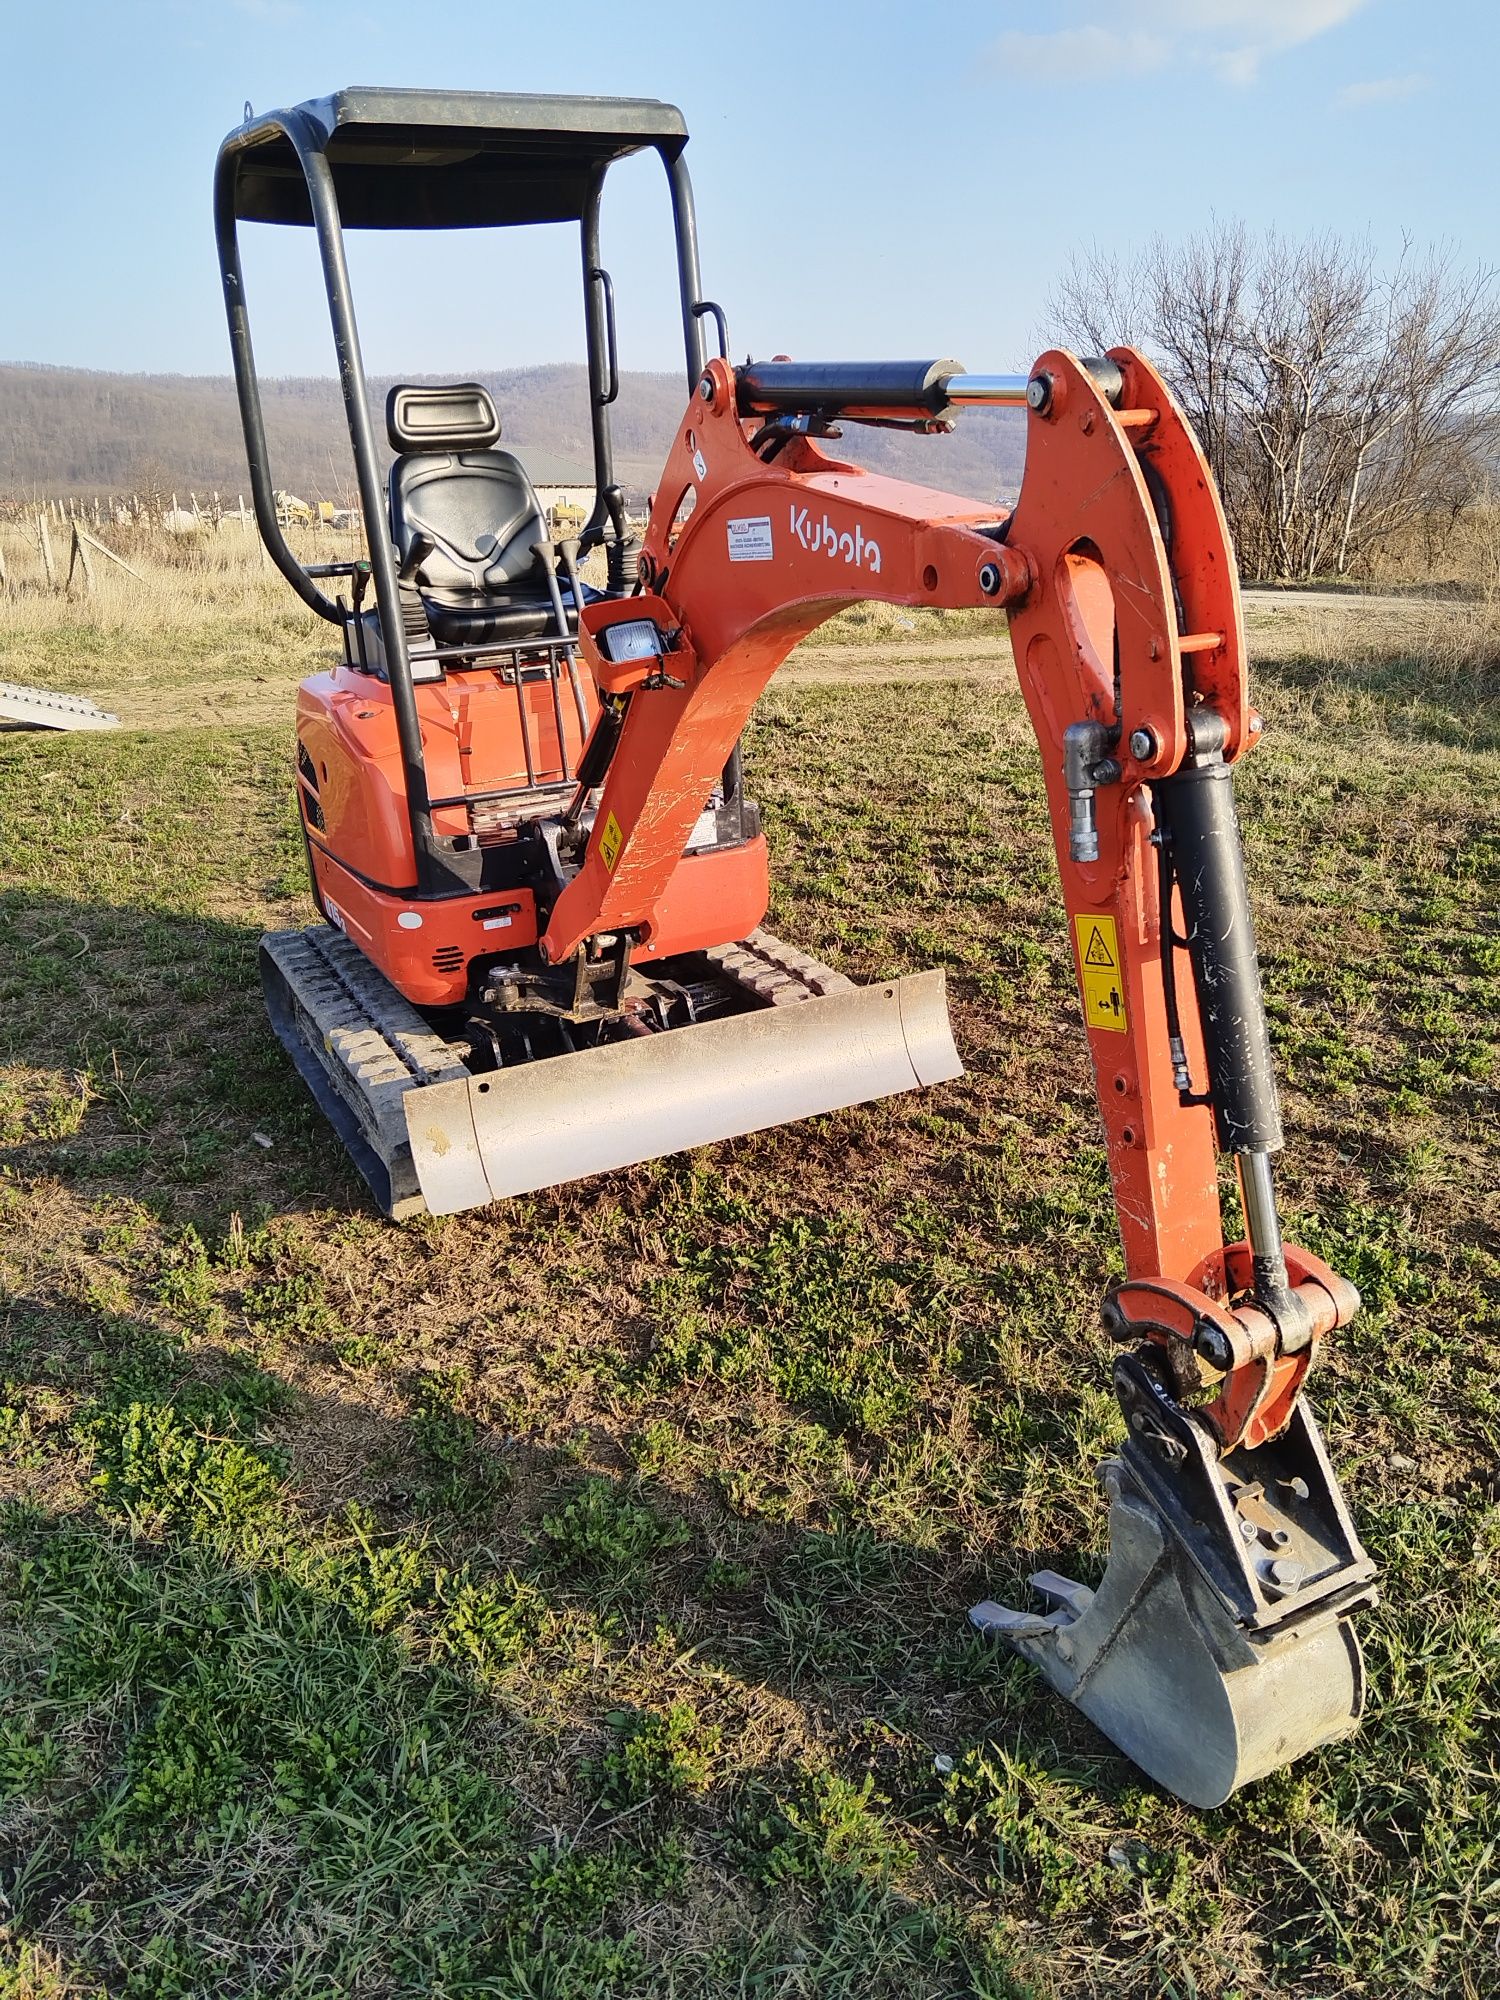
[[385, 383, 547, 596]]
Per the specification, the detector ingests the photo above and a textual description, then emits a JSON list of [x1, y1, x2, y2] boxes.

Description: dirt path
[[780, 636, 1013, 685], [1242, 586, 1468, 613], [17, 584, 1470, 732]]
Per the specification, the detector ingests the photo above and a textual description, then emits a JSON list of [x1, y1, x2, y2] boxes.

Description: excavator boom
[[526, 345, 1376, 1804]]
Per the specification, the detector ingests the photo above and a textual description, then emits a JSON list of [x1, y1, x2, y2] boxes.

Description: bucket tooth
[[971, 1359, 1377, 1808]]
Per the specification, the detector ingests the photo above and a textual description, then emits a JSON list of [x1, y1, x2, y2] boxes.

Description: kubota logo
[[790, 504, 882, 573]]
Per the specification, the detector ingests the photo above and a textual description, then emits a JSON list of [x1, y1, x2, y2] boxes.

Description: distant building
[[509, 449, 594, 530]]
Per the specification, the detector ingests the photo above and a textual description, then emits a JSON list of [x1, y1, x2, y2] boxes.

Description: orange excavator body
[[296, 663, 769, 1006]]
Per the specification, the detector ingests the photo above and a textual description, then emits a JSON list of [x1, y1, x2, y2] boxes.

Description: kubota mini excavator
[[216, 88, 1377, 1808]]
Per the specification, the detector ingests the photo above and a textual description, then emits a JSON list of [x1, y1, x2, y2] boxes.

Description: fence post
[[76, 528, 144, 582], [67, 523, 95, 594], [36, 512, 57, 588]]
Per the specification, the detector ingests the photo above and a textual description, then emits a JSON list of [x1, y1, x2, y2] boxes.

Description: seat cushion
[[384, 421, 582, 658], [422, 592, 578, 646], [392, 448, 547, 591]]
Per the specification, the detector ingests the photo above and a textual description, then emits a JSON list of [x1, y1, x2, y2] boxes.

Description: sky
[[0, 0, 1494, 386]]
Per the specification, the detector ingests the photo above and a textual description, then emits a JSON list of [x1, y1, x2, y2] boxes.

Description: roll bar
[[214, 93, 712, 895]]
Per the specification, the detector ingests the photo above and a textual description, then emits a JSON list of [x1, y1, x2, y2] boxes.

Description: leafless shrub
[[1051, 224, 1500, 581]]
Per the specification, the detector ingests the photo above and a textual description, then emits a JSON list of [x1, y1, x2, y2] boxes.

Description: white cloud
[[988, 25, 1167, 80], [988, 1, 1371, 87], [1335, 73, 1430, 108]]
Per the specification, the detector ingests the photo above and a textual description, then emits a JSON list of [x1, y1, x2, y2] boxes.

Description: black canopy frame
[[214, 88, 712, 896]]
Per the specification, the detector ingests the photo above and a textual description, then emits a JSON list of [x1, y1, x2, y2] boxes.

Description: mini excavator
[[216, 88, 1377, 1807]]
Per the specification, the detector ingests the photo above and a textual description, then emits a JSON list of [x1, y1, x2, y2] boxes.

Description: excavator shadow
[[0, 888, 375, 1221]]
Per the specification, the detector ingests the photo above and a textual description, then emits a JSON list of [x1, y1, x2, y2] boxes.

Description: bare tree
[[1049, 225, 1500, 580]]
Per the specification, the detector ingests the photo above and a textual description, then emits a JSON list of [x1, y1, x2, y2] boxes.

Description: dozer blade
[[261, 925, 961, 1220], [407, 955, 961, 1214], [971, 1357, 1377, 1808]]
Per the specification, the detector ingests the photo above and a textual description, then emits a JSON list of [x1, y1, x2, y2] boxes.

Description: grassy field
[[1, 534, 1498, 1997]]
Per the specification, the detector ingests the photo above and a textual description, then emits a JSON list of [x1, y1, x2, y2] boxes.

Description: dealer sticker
[[727, 515, 774, 562]]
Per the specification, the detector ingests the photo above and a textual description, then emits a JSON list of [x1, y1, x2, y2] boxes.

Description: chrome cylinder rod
[[940, 374, 1033, 406], [1240, 1149, 1291, 1300], [942, 359, 1125, 411]]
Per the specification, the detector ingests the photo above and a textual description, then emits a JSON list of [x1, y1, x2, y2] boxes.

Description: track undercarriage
[[261, 924, 961, 1218]]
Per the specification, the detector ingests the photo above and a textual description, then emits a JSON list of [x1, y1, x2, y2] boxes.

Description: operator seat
[[385, 382, 572, 646]]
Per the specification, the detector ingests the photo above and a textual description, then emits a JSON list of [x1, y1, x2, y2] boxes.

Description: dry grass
[[6, 513, 1498, 727], [1365, 499, 1500, 593], [0, 517, 360, 729]]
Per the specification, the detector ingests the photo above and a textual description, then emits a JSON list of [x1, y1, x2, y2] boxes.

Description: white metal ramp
[[0, 681, 120, 732]]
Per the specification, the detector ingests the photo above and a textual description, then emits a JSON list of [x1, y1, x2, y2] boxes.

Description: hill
[[0, 360, 1024, 509]]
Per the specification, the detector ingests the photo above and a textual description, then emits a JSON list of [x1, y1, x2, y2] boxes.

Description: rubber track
[[260, 927, 470, 1216], [705, 928, 857, 1004]]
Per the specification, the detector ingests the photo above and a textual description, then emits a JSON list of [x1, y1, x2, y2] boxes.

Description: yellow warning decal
[[1075, 915, 1128, 1035], [598, 810, 623, 872]]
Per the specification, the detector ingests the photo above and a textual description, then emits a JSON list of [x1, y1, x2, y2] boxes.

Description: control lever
[[397, 532, 435, 585]]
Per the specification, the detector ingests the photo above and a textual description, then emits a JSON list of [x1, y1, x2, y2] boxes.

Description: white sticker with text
[[727, 515, 774, 562]]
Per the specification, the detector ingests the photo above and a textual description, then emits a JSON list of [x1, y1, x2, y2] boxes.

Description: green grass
[[0, 612, 1497, 1996]]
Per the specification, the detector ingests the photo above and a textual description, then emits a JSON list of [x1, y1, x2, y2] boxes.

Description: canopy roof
[[222, 87, 689, 229]]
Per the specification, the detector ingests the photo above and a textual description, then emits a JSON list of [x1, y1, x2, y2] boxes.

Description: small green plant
[[590, 1702, 719, 1808], [241, 1270, 341, 1345], [153, 1226, 225, 1337], [734, 1770, 913, 1889], [700, 1556, 755, 1594], [629, 1416, 698, 1478], [81, 1399, 284, 1543], [0, 1067, 92, 1146], [0, 1389, 47, 1470], [934, 1744, 1114, 1919], [314, 1501, 430, 1633], [433, 1568, 546, 1678], [407, 1371, 508, 1518], [332, 1327, 386, 1370], [538, 1477, 690, 1579]]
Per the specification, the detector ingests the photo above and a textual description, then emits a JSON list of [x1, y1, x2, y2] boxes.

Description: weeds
[[590, 1702, 720, 1808], [539, 1476, 691, 1587]]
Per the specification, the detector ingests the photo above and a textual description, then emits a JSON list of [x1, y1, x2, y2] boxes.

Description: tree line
[[0, 361, 1026, 510], [1051, 225, 1500, 580]]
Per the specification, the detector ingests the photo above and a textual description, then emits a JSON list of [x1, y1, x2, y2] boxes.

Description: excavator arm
[[542, 347, 1377, 1805]]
